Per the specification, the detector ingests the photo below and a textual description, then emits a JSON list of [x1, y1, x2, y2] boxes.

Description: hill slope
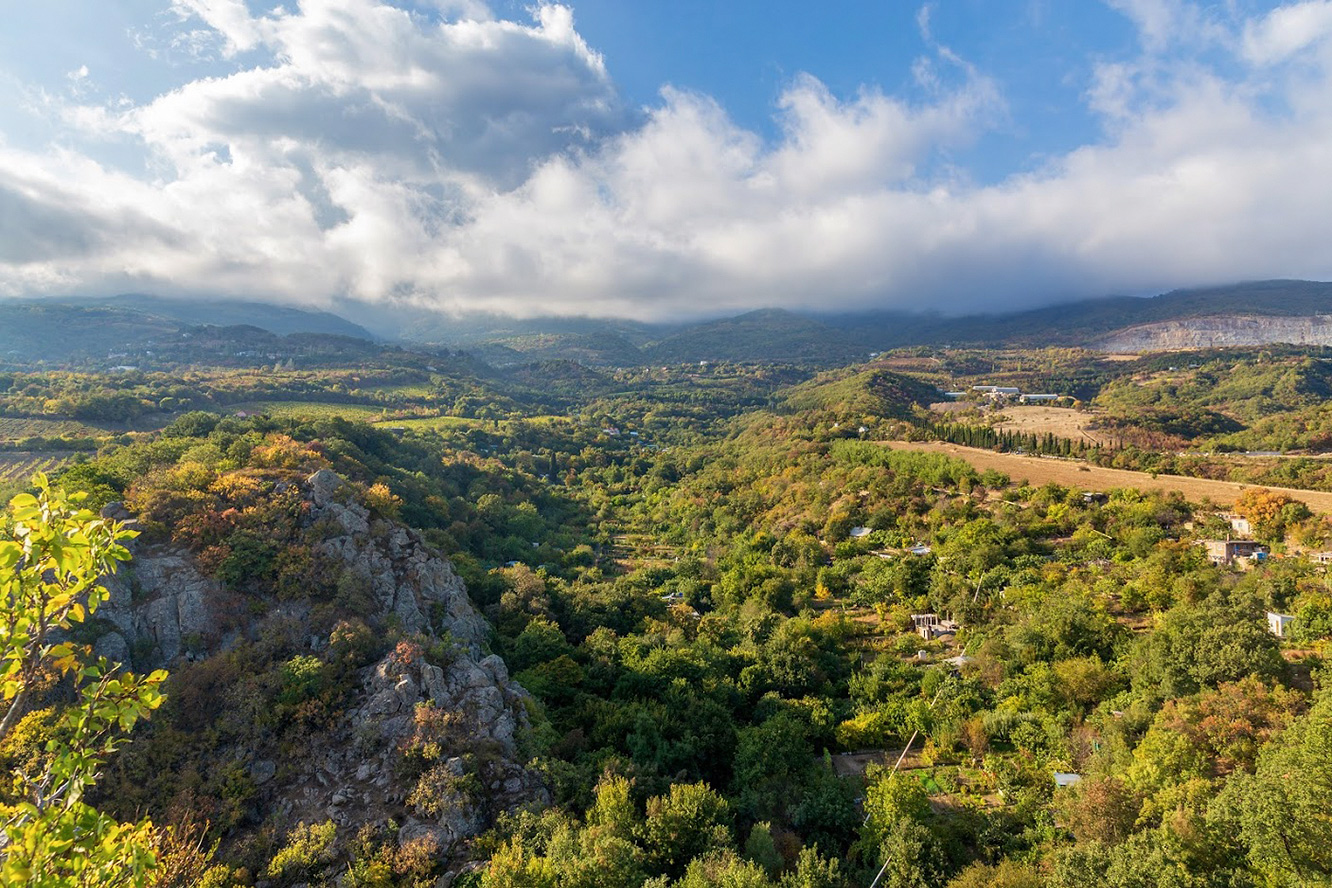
[[824, 280, 1332, 350]]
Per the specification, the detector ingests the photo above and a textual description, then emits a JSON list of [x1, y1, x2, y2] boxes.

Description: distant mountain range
[[820, 279, 1332, 350], [8, 280, 1332, 367], [415, 280, 1332, 364], [63, 294, 374, 339], [0, 296, 375, 366]]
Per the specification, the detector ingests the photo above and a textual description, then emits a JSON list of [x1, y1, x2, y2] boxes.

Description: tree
[[1234, 488, 1310, 543], [637, 782, 732, 878], [0, 475, 166, 887], [1056, 776, 1141, 845], [1219, 691, 1332, 885], [1132, 593, 1282, 700]]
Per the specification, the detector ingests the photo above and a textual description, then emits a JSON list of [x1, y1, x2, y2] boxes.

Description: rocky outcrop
[[95, 470, 490, 669], [91, 469, 546, 869], [304, 469, 490, 653], [1095, 314, 1332, 352], [96, 542, 235, 668], [272, 645, 546, 854]]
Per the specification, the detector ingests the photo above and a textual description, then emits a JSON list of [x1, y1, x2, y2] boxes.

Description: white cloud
[[1244, 0, 1332, 63], [3, 1, 1332, 320]]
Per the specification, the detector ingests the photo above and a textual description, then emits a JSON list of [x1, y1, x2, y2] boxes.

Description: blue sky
[[2, 1, 1332, 320]]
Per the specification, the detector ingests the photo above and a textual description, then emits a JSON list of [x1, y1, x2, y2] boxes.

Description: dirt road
[[885, 440, 1332, 514]]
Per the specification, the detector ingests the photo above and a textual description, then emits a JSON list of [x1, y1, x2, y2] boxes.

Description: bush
[[266, 820, 337, 884]]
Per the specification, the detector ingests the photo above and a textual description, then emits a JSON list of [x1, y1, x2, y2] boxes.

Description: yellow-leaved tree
[[0, 475, 166, 887]]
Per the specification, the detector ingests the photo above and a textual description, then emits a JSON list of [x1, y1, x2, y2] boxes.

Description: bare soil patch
[[884, 440, 1332, 515], [831, 748, 927, 779]]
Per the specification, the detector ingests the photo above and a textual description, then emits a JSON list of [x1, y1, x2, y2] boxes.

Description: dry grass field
[[991, 405, 1114, 447], [885, 440, 1332, 514]]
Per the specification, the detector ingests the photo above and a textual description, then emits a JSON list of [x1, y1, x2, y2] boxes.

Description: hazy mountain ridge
[[442, 281, 1332, 361], [65, 294, 376, 339], [0, 298, 377, 366], [13, 280, 1332, 367]]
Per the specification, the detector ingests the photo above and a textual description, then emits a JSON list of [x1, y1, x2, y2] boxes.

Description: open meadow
[[886, 438, 1332, 514], [990, 405, 1114, 446]]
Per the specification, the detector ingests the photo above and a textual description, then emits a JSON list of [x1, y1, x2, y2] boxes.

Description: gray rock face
[[280, 647, 546, 855], [93, 470, 490, 667], [304, 476, 490, 653], [98, 547, 231, 668], [90, 471, 546, 870], [1095, 314, 1332, 352]]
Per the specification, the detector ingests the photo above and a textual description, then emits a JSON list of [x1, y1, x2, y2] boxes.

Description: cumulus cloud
[[3, 0, 1332, 319]]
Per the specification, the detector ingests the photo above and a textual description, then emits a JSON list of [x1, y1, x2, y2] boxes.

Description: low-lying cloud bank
[[4, 0, 1332, 320]]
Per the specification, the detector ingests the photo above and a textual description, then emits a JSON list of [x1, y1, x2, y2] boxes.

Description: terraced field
[[0, 452, 76, 483]]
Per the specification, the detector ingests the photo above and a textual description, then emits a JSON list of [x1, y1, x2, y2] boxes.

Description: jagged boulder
[[303, 471, 491, 652]]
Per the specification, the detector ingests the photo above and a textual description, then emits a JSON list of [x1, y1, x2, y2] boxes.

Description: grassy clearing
[[991, 405, 1113, 447], [369, 415, 479, 430], [225, 401, 390, 420], [0, 417, 108, 441], [365, 382, 438, 396]]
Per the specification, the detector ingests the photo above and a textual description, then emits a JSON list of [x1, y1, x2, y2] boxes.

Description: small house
[[908, 543, 932, 555], [1222, 513, 1253, 536], [1054, 773, 1083, 788], [911, 613, 959, 640], [849, 526, 873, 539], [1203, 539, 1267, 565], [1267, 611, 1296, 638], [1310, 551, 1332, 565]]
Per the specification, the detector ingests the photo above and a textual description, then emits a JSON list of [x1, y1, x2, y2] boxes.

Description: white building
[[1267, 611, 1296, 638]]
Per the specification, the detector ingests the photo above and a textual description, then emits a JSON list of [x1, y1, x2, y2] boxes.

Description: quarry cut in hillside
[[89, 468, 547, 876], [1095, 314, 1332, 352]]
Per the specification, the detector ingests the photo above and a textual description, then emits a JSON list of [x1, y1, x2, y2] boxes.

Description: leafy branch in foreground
[[0, 474, 166, 887]]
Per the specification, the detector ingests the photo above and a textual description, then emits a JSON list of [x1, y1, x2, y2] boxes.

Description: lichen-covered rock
[[304, 472, 490, 652]]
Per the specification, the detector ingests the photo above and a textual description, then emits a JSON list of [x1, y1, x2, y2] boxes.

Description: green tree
[[0, 475, 166, 887], [1218, 691, 1332, 886], [637, 781, 732, 878]]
